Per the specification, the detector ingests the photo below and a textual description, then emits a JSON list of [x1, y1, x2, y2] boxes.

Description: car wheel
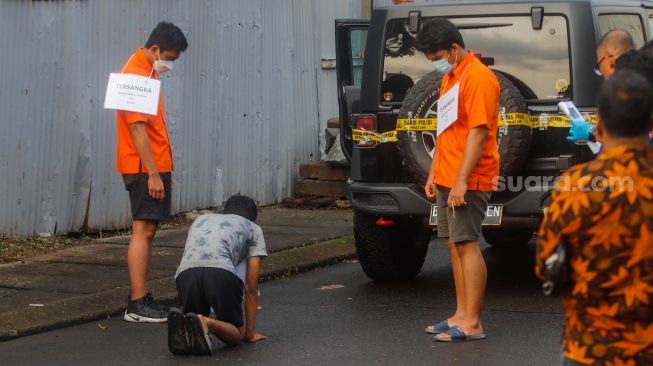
[[397, 70, 532, 187], [353, 209, 430, 281]]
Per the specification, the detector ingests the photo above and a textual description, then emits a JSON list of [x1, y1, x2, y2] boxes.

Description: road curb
[[0, 235, 356, 342]]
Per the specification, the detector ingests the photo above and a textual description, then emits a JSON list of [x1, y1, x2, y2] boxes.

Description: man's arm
[[243, 256, 267, 342], [425, 153, 437, 200], [448, 126, 489, 207], [127, 122, 164, 201]]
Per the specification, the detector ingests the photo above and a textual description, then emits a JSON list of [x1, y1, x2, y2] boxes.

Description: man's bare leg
[[128, 219, 158, 299], [197, 314, 242, 346], [447, 240, 466, 325], [426, 240, 466, 333], [437, 240, 486, 339]]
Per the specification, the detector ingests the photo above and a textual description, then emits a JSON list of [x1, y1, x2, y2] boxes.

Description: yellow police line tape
[[352, 113, 597, 143]]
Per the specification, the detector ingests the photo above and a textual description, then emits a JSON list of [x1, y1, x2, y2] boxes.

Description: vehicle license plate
[[429, 204, 503, 226]]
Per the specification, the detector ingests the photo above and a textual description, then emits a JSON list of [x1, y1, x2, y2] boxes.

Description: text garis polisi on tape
[[351, 114, 597, 143]]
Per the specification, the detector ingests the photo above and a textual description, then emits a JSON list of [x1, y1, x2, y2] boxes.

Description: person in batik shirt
[[536, 70, 653, 366]]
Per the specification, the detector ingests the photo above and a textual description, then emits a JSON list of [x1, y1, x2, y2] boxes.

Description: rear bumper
[[348, 182, 548, 230]]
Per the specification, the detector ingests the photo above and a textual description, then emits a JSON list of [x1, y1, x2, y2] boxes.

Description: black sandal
[[167, 308, 190, 355], [184, 312, 212, 355]]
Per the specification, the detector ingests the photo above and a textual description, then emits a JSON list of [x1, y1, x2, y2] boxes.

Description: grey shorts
[[122, 172, 172, 222], [436, 186, 491, 243]]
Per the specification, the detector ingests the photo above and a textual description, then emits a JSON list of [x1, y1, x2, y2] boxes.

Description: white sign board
[[104, 73, 160, 116], [437, 82, 460, 136]]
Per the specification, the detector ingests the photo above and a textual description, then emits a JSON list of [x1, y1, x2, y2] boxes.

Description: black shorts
[[122, 172, 171, 222], [176, 267, 244, 328]]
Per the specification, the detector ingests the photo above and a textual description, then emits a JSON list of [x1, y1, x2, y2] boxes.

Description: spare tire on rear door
[[397, 70, 531, 187]]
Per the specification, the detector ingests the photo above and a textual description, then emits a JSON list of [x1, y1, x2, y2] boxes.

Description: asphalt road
[[1, 239, 565, 366]]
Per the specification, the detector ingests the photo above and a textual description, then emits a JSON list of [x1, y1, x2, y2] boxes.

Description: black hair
[[145, 22, 188, 53], [615, 49, 653, 86], [598, 69, 653, 138], [222, 195, 258, 222], [414, 17, 465, 54]]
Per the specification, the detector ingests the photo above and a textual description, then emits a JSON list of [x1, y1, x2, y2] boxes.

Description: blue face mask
[[432, 52, 455, 74]]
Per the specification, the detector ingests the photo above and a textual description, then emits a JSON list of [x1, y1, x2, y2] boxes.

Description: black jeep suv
[[335, 0, 653, 281]]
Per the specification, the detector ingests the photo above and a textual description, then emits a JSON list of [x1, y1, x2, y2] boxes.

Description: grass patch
[[0, 235, 82, 263], [0, 210, 203, 263]]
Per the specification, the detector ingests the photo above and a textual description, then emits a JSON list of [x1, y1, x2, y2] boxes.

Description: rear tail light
[[356, 115, 376, 130], [375, 217, 395, 226], [352, 114, 377, 148]]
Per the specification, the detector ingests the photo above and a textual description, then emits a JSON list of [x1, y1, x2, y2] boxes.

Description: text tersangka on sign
[[116, 84, 152, 93]]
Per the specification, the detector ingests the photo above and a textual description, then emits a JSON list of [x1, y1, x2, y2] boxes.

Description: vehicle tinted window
[[598, 14, 645, 48], [350, 29, 367, 86], [382, 16, 571, 103]]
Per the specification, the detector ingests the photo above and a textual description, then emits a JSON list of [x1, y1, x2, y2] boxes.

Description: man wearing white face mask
[[415, 18, 500, 342], [115, 21, 188, 323]]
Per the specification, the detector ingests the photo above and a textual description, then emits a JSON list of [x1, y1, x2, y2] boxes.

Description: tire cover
[[397, 70, 531, 187]]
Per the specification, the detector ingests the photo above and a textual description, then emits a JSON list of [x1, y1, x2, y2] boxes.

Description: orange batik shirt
[[535, 145, 653, 365]]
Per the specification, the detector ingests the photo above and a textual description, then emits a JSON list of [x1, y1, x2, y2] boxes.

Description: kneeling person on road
[[168, 195, 268, 356]]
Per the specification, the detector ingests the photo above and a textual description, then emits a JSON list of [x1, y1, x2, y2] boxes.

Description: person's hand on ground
[[566, 119, 594, 141], [243, 332, 267, 343]]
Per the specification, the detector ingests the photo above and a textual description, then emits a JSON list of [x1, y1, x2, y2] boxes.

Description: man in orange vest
[[416, 18, 499, 342], [115, 22, 187, 323]]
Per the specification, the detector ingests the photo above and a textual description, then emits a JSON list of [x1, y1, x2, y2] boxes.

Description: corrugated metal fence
[[0, 0, 363, 237]]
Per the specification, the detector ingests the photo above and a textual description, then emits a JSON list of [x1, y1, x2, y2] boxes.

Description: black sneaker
[[143, 293, 171, 313], [124, 293, 168, 323], [184, 313, 212, 356]]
